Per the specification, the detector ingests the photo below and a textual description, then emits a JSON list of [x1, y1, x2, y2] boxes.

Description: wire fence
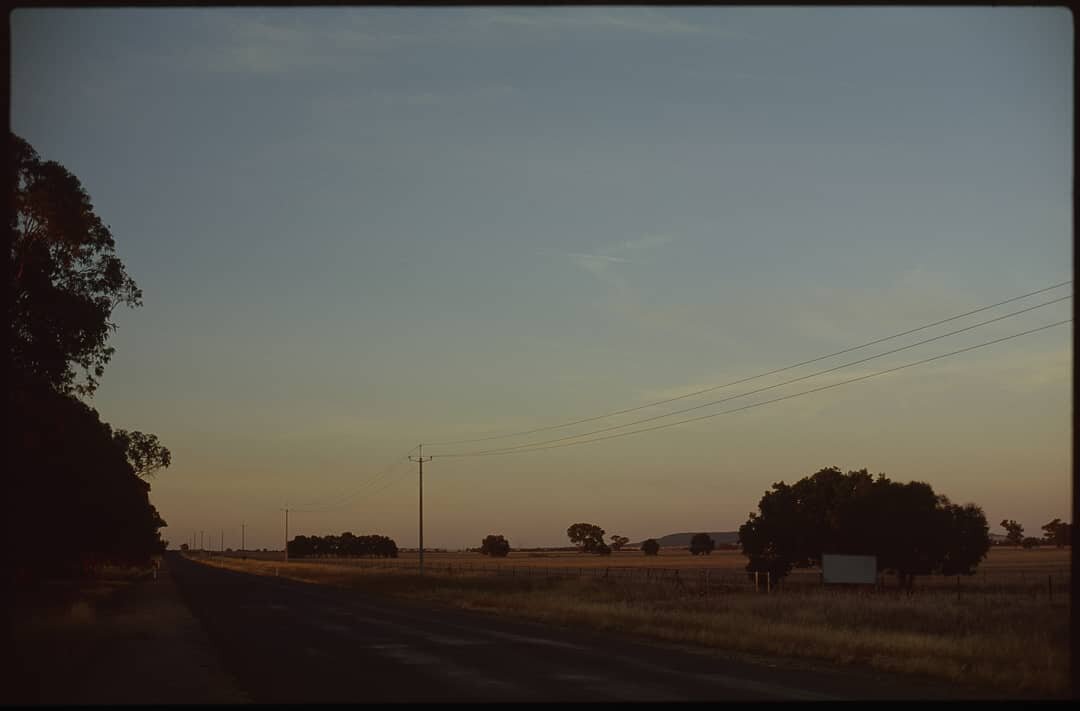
[[206, 551, 1071, 599]]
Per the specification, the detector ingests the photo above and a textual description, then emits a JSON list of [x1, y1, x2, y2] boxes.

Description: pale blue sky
[[13, 7, 1072, 550]]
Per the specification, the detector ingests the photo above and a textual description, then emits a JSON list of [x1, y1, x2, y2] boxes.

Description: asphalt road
[[168, 553, 996, 702]]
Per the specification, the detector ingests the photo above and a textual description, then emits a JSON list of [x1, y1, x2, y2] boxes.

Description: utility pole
[[409, 444, 433, 575], [242, 523, 245, 552], [282, 508, 289, 561], [201, 530, 204, 551]]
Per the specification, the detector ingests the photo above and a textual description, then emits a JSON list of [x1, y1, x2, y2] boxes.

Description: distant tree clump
[[1021, 537, 1041, 550], [1000, 520, 1024, 547], [480, 534, 511, 557], [641, 539, 660, 556], [738, 467, 991, 590], [287, 533, 398, 559], [609, 535, 630, 551], [689, 533, 716, 556], [567, 523, 606, 554], [1041, 519, 1072, 548], [180, 543, 189, 551]]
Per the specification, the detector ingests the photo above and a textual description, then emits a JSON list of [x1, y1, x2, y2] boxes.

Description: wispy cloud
[[619, 233, 675, 251], [475, 8, 759, 41], [182, 12, 422, 75], [539, 233, 674, 287], [181, 8, 757, 76]]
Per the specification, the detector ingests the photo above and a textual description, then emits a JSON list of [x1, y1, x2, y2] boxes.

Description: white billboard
[[822, 554, 877, 585]]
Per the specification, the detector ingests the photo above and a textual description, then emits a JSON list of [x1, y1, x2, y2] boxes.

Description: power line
[[433, 296, 1070, 456], [433, 318, 1070, 459], [425, 280, 1071, 446], [290, 457, 413, 513], [288, 444, 418, 513], [290, 443, 418, 508]]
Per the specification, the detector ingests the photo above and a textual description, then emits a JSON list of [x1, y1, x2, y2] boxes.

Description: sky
[[12, 7, 1072, 551]]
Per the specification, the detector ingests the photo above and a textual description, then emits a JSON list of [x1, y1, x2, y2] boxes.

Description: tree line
[[999, 518, 1073, 549], [464, 466, 1065, 594], [9, 133, 172, 580], [287, 533, 398, 559]]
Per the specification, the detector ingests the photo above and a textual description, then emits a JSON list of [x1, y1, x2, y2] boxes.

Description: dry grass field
[[207, 546, 1070, 592], [194, 546, 1071, 696]]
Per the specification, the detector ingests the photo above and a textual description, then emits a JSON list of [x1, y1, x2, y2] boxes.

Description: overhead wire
[[424, 280, 1071, 446], [288, 444, 418, 513], [432, 295, 1070, 457], [433, 319, 1071, 458]]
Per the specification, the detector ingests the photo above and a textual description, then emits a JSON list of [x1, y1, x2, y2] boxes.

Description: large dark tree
[[480, 534, 511, 557], [8, 132, 169, 577], [567, 523, 606, 554], [689, 533, 716, 556], [738, 467, 990, 589], [11, 385, 168, 574], [12, 133, 142, 398], [641, 538, 660, 556]]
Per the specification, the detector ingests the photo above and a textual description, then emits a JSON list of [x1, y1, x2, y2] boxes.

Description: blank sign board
[[822, 554, 877, 584]]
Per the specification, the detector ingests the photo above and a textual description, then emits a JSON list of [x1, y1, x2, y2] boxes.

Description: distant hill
[[632, 531, 739, 548]]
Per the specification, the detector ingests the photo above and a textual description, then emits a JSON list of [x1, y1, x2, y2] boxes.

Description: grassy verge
[[196, 556, 1069, 696]]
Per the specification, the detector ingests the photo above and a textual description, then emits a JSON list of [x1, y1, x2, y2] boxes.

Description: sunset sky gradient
[[13, 7, 1071, 550]]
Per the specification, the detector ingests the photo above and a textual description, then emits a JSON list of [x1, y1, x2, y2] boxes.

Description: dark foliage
[[480, 534, 511, 557], [689, 533, 715, 556], [8, 133, 170, 579], [738, 467, 990, 589], [287, 533, 398, 559], [566, 522, 606, 554]]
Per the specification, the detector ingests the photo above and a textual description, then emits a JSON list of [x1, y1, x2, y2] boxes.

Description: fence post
[[755, 571, 759, 593], [705, 569, 710, 597], [766, 572, 771, 594]]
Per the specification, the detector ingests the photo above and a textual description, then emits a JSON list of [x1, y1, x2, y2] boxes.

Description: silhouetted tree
[[1041, 519, 1072, 548], [180, 543, 189, 551], [288, 533, 397, 559], [11, 132, 142, 398], [567, 523, 606, 553], [689, 533, 715, 556], [1000, 519, 1024, 547], [641, 539, 660, 556], [11, 386, 168, 574], [609, 535, 630, 551], [8, 133, 169, 579], [112, 430, 171, 479], [1021, 537, 1041, 549], [481, 534, 511, 557], [739, 467, 990, 589]]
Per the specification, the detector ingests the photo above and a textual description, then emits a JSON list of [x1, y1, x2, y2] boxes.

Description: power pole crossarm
[[409, 444, 433, 575]]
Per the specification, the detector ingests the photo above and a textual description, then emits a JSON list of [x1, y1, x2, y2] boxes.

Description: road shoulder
[[9, 557, 250, 704]]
